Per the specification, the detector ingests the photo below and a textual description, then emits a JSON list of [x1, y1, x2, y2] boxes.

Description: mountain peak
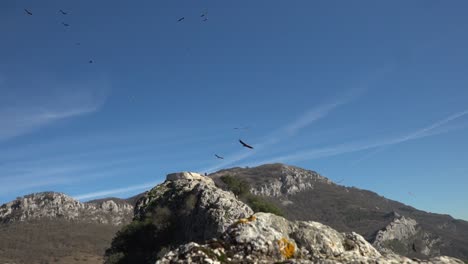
[[0, 191, 133, 225], [210, 163, 332, 197]]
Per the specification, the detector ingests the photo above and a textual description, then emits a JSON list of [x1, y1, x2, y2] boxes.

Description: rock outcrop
[[211, 164, 331, 197], [134, 172, 253, 238], [105, 172, 253, 263], [0, 192, 133, 225], [373, 215, 443, 257], [157, 213, 463, 264]]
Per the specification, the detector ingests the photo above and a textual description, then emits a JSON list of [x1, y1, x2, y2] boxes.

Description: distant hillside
[[0, 192, 133, 264], [209, 163, 468, 260]]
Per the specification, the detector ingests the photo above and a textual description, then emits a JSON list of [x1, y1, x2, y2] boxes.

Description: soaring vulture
[[24, 9, 33, 15], [215, 154, 224, 159], [239, 139, 253, 149]]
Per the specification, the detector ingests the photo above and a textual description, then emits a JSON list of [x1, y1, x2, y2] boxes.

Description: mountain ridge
[[1, 163, 467, 262], [208, 163, 468, 260]]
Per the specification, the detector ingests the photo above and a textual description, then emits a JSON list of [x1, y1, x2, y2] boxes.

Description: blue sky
[[1, 0, 467, 220]]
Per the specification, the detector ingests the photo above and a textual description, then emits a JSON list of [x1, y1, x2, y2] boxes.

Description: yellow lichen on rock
[[236, 215, 257, 225], [277, 237, 295, 259]]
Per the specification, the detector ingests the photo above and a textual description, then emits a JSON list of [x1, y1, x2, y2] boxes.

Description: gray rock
[[373, 216, 443, 257], [157, 212, 464, 264], [0, 192, 133, 225]]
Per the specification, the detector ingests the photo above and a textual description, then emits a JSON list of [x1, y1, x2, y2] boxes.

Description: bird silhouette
[[88, 60, 93, 64], [412, 243, 417, 252], [59, 9, 68, 15], [24, 9, 33, 15], [215, 154, 224, 159], [239, 139, 254, 149], [62, 22, 70, 27], [202, 18, 208, 22], [178, 17, 185, 22]]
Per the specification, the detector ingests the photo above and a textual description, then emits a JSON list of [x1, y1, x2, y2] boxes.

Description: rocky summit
[[0, 192, 133, 225], [105, 171, 465, 264], [105, 172, 254, 263]]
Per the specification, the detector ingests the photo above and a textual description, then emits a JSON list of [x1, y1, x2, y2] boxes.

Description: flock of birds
[[22, 7, 209, 64], [21, 7, 416, 196], [23, 8, 94, 63], [22, 6, 251, 163], [214, 127, 253, 160]]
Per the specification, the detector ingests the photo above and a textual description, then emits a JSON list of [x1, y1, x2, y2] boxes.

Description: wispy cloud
[[243, 109, 468, 165], [73, 181, 159, 200], [200, 89, 364, 173], [0, 76, 109, 142]]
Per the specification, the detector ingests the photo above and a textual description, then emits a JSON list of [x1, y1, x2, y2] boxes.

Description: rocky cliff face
[[0, 192, 133, 225], [373, 214, 443, 257]]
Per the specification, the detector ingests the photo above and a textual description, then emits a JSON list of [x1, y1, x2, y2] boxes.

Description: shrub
[[246, 195, 284, 217], [105, 211, 176, 264], [220, 175, 284, 216], [220, 175, 250, 197]]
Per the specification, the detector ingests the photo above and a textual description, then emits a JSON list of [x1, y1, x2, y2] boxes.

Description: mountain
[[208, 163, 468, 260], [0, 192, 133, 264], [105, 171, 463, 264], [1, 164, 467, 263]]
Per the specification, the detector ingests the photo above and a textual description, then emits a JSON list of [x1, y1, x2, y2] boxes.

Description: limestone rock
[[0, 192, 133, 225], [166, 172, 214, 186], [157, 212, 464, 264], [105, 172, 254, 263]]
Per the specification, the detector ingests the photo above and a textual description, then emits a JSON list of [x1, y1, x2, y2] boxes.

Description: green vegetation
[[219, 175, 250, 197], [105, 207, 177, 264], [105, 187, 200, 264], [220, 175, 284, 216]]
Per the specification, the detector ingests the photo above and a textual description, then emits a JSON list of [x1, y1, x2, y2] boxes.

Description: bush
[[220, 175, 284, 216], [105, 208, 177, 264], [220, 175, 250, 197], [246, 195, 284, 217]]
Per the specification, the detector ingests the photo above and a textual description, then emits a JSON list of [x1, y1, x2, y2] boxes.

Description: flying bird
[[178, 17, 185, 22], [59, 9, 68, 15], [88, 60, 93, 64], [62, 22, 70, 27], [239, 139, 254, 149], [412, 243, 417, 252], [234, 126, 249, 130], [215, 154, 224, 160], [24, 9, 33, 15], [200, 9, 208, 17], [202, 18, 208, 22]]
